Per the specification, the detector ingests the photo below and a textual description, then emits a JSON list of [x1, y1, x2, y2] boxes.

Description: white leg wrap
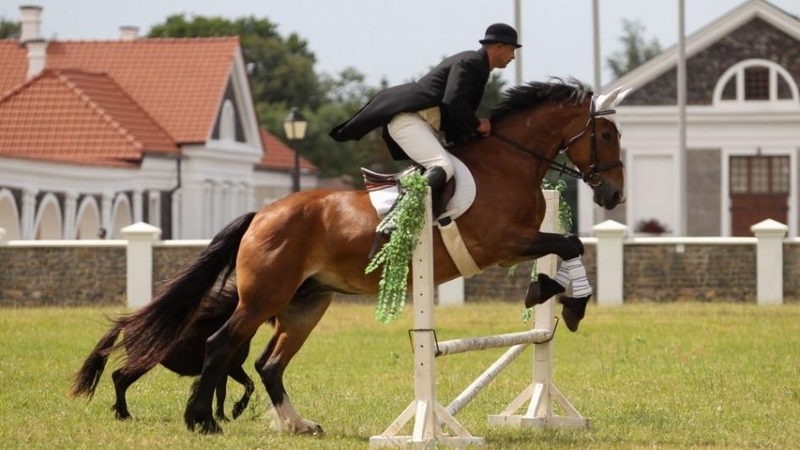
[[562, 256, 593, 297], [553, 265, 571, 289]]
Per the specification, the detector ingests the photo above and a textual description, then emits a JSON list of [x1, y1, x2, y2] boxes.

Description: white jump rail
[[370, 190, 588, 448]]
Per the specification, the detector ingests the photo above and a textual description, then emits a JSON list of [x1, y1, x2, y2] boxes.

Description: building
[[0, 5, 317, 242], [585, 0, 800, 237]]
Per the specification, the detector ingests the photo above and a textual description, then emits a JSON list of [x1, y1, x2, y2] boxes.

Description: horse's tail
[[114, 211, 256, 374], [70, 320, 124, 398]]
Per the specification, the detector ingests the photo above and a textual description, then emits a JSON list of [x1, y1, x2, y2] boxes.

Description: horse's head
[[487, 79, 628, 210], [563, 87, 630, 210]]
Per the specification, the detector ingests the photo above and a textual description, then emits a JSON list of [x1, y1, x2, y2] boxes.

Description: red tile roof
[[258, 128, 318, 172], [0, 37, 240, 143], [0, 69, 178, 165]]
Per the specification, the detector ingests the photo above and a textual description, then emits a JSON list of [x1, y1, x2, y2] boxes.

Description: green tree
[[0, 18, 20, 39], [606, 18, 662, 79]]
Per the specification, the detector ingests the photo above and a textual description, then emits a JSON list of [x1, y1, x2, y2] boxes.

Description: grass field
[[1, 302, 799, 449]]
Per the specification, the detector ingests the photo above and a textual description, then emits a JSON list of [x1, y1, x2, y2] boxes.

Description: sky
[[2, 0, 800, 90]]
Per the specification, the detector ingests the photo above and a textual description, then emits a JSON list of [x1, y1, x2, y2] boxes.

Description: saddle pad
[[367, 155, 477, 221]]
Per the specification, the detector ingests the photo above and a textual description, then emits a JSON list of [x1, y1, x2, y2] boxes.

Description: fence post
[[593, 220, 627, 306], [751, 219, 788, 306], [121, 222, 161, 309]]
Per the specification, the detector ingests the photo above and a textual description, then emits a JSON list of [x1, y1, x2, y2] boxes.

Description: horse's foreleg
[[111, 368, 147, 420], [214, 373, 229, 422], [256, 293, 331, 435]]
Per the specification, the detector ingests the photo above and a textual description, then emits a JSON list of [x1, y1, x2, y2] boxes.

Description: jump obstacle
[[370, 190, 590, 447]]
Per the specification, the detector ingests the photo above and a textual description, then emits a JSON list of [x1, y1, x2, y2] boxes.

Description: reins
[[490, 100, 622, 187]]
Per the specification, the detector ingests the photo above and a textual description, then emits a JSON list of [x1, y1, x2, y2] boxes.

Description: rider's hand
[[477, 118, 491, 137]]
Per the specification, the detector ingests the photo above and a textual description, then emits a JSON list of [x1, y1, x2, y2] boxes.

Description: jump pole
[[370, 189, 483, 447], [487, 190, 590, 429]]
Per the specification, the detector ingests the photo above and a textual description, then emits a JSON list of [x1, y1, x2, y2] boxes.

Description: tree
[[606, 18, 662, 79], [0, 18, 20, 39]]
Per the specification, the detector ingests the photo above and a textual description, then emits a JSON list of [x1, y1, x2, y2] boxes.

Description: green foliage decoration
[[365, 171, 428, 323]]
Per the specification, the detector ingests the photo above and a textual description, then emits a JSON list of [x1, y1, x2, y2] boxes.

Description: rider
[[329, 23, 521, 206]]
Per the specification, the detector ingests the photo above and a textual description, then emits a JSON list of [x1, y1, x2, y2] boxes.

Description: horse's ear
[[613, 88, 632, 107], [595, 87, 622, 111]]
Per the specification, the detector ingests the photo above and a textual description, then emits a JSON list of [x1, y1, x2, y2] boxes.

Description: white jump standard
[[370, 190, 589, 447]]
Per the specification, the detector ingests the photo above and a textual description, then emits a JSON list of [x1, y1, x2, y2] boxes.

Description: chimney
[[19, 5, 43, 42], [20, 5, 47, 79], [119, 26, 139, 41]]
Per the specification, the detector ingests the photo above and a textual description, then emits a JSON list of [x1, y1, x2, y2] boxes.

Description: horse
[[110, 79, 627, 435], [71, 276, 255, 422]]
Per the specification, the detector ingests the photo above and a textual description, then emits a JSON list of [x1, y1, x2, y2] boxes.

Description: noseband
[[491, 98, 624, 188]]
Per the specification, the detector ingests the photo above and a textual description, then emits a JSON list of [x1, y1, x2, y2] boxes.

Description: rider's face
[[495, 44, 517, 68]]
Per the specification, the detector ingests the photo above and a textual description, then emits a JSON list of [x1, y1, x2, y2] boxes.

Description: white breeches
[[386, 112, 455, 180]]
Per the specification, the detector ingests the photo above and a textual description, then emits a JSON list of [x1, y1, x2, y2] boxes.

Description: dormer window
[[713, 59, 799, 105]]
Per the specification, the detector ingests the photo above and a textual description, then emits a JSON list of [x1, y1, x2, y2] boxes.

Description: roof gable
[[0, 37, 240, 143], [0, 69, 178, 166], [606, 0, 800, 95]]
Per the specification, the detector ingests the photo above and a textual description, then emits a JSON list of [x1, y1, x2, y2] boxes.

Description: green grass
[[1, 302, 799, 449]]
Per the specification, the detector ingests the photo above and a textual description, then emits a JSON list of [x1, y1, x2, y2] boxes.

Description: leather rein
[[490, 99, 623, 187]]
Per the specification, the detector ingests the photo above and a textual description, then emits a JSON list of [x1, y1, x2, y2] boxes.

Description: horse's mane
[[490, 77, 593, 124]]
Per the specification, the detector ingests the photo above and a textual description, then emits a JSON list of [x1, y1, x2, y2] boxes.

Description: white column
[[63, 191, 78, 239], [593, 220, 627, 305], [0, 227, 6, 244], [132, 189, 144, 223], [437, 277, 465, 306], [171, 188, 182, 240], [21, 188, 37, 239], [751, 219, 788, 306], [148, 190, 161, 228], [101, 192, 113, 232], [121, 222, 162, 309]]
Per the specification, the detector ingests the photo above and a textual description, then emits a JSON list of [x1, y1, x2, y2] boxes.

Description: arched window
[[713, 59, 799, 105]]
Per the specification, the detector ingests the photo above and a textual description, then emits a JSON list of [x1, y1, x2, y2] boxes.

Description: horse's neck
[[460, 105, 573, 189]]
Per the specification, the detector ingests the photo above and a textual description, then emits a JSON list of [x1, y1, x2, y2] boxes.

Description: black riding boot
[[424, 166, 447, 219]]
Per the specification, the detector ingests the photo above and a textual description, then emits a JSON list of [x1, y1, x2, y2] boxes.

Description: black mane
[[490, 78, 593, 123]]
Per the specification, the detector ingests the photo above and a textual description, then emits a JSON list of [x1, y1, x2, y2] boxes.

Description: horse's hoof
[[114, 411, 132, 421], [525, 274, 565, 308], [199, 419, 224, 435], [559, 295, 590, 332], [300, 424, 325, 436], [216, 413, 231, 422], [232, 405, 244, 420]]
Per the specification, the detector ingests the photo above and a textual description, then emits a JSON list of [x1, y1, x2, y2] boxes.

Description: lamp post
[[283, 107, 308, 193]]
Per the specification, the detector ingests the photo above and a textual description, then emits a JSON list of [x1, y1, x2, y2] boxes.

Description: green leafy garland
[[521, 179, 571, 323], [365, 171, 428, 323]]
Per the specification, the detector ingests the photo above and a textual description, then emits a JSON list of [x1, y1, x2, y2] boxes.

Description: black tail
[[113, 212, 256, 374], [71, 320, 124, 398]]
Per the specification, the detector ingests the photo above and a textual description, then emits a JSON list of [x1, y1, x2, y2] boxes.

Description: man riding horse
[[329, 23, 521, 212]]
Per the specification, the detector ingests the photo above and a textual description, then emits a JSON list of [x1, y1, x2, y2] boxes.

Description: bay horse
[[71, 277, 255, 422], [115, 79, 627, 435]]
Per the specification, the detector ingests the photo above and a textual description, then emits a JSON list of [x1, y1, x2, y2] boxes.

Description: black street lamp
[[283, 107, 308, 193]]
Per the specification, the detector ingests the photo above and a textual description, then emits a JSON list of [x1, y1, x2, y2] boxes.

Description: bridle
[[490, 96, 624, 188]]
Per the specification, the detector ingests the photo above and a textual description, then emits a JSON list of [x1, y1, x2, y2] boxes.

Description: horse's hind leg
[[257, 291, 332, 435], [213, 374, 230, 421], [229, 361, 255, 419], [185, 276, 302, 434], [111, 368, 147, 420]]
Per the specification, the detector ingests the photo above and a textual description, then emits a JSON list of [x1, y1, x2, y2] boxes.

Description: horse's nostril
[[613, 191, 626, 204]]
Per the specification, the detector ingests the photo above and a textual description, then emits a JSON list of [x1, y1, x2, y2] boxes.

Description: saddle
[[361, 166, 456, 223]]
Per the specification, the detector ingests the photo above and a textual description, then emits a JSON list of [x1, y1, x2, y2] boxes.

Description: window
[[743, 67, 769, 100], [729, 156, 790, 194], [713, 59, 799, 105]]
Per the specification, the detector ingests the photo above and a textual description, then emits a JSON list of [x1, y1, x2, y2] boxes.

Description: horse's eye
[[600, 130, 613, 141]]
